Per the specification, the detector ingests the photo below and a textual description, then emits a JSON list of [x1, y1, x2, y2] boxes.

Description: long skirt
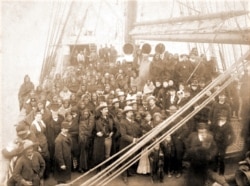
[[137, 148, 151, 174]]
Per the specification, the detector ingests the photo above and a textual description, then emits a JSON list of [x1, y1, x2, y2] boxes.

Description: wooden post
[[124, 0, 137, 44]]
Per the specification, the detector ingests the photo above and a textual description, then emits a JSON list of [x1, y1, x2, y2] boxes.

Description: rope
[[40, 1, 55, 84], [48, 1, 70, 69], [99, 66, 245, 186], [80, 50, 250, 186], [40, 0, 62, 83], [69, 2, 92, 65], [66, 128, 152, 185], [95, 60, 247, 186]]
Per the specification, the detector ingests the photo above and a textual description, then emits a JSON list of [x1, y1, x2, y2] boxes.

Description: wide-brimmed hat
[[146, 95, 156, 102], [128, 100, 137, 106], [117, 91, 125, 97], [153, 112, 162, 119], [122, 106, 134, 113], [95, 102, 108, 111], [22, 139, 36, 151], [166, 105, 178, 113], [112, 98, 120, 104], [126, 95, 135, 102], [16, 121, 30, 137], [143, 88, 153, 95]]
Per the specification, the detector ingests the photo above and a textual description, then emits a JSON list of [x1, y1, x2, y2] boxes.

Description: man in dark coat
[[11, 140, 45, 186], [54, 121, 72, 184], [120, 106, 142, 183], [211, 112, 235, 175], [185, 123, 217, 186], [208, 91, 231, 126], [92, 102, 114, 168], [18, 75, 35, 110], [78, 108, 95, 172], [68, 107, 80, 172], [45, 111, 64, 172]]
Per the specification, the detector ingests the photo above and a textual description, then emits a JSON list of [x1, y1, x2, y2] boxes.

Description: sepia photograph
[[1, 0, 250, 185]]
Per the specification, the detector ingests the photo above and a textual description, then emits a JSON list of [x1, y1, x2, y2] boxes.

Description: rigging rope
[[40, 0, 69, 82], [48, 1, 69, 68], [68, 2, 92, 67], [86, 58, 249, 186], [40, 1, 55, 84], [98, 63, 247, 185], [78, 50, 250, 186]]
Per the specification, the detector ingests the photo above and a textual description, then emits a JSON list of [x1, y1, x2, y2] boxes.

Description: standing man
[[54, 122, 72, 184], [92, 102, 114, 168], [211, 112, 235, 175], [119, 106, 142, 183], [11, 140, 45, 186], [185, 123, 217, 186]]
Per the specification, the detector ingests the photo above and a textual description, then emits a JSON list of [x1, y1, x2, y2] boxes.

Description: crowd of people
[[2, 43, 250, 186]]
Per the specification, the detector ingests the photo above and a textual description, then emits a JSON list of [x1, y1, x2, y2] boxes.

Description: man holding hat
[[120, 106, 142, 183], [54, 121, 72, 184], [11, 140, 45, 186]]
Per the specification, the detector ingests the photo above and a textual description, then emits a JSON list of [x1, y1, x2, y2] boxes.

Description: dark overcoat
[[54, 133, 72, 182], [119, 118, 142, 150], [12, 152, 45, 186], [92, 116, 113, 166]]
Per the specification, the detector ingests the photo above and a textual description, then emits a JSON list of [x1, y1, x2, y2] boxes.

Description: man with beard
[[11, 140, 45, 186], [120, 106, 142, 183]]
